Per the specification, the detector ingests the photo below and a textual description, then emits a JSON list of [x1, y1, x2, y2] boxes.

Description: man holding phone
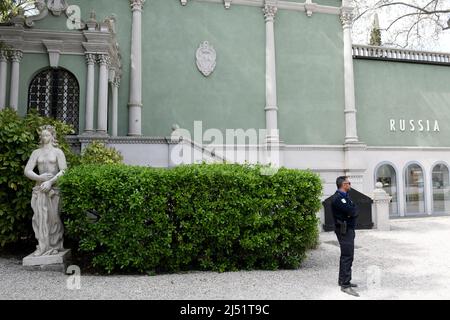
[[331, 176, 359, 297]]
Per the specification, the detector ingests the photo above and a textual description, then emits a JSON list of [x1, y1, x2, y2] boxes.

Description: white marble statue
[[24, 125, 67, 256]]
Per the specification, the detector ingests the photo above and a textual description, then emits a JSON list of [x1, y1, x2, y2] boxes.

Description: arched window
[[405, 163, 425, 215], [28, 68, 79, 134], [432, 163, 450, 214], [375, 163, 398, 216]]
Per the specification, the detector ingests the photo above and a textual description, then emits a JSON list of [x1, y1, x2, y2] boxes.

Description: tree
[[0, 0, 34, 23], [369, 13, 382, 46], [351, 0, 450, 50]]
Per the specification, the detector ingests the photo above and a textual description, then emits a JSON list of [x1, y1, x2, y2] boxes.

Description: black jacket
[[331, 190, 358, 229]]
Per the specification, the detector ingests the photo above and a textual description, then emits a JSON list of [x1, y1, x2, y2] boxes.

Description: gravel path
[[1, 216, 450, 300]]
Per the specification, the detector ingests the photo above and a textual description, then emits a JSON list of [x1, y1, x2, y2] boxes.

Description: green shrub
[[0, 108, 78, 246], [59, 163, 322, 273], [80, 140, 123, 165]]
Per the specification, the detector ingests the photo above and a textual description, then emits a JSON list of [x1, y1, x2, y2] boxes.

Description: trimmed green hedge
[[59, 163, 322, 273]]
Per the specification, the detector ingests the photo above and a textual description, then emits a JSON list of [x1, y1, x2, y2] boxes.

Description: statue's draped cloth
[[31, 186, 64, 255]]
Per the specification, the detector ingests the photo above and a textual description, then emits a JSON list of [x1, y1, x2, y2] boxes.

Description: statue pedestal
[[23, 249, 71, 272]]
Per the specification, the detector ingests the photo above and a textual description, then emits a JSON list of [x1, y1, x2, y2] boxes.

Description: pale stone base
[[22, 249, 71, 273]]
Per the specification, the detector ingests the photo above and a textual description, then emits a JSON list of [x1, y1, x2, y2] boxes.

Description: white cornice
[[367, 146, 450, 151], [82, 42, 110, 54], [192, 0, 342, 15], [70, 136, 450, 152], [0, 26, 121, 74], [353, 44, 450, 65], [284, 144, 345, 151]]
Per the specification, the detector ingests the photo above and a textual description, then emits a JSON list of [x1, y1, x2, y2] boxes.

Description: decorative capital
[[85, 53, 96, 65], [0, 51, 8, 62], [130, 0, 145, 11], [10, 50, 23, 62], [340, 9, 354, 28], [113, 77, 121, 88], [97, 54, 110, 66], [263, 5, 277, 22]]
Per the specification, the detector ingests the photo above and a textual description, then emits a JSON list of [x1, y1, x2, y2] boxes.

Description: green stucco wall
[[354, 60, 450, 147], [311, 0, 341, 6], [26, 0, 450, 149], [276, 10, 345, 145], [141, 0, 265, 138], [141, 0, 344, 143]]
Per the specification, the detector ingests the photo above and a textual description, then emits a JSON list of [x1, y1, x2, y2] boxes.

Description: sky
[[351, 0, 450, 53], [438, 33, 450, 52]]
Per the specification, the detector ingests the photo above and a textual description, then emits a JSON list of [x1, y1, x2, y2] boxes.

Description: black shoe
[[341, 286, 360, 297], [339, 282, 358, 288]]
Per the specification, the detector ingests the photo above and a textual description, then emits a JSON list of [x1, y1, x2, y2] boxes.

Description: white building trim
[[97, 54, 110, 134], [9, 50, 22, 111], [191, 0, 341, 15], [111, 76, 120, 137], [263, 1, 280, 145], [353, 44, 450, 65], [128, 0, 145, 136], [340, 4, 358, 144], [84, 53, 96, 133], [0, 13, 122, 135], [0, 51, 8, 110]]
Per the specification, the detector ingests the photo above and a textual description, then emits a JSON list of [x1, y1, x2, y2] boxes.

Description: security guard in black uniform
[[331, 176, 360, 297]]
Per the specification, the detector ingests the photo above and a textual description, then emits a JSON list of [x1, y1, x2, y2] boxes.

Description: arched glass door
[[432, 164, 450, 214], [405, 164, 425, 215], [375, 164, 398, 216]]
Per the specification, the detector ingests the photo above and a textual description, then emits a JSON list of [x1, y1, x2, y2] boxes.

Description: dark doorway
[[322, 188, 374, 231], [28, 68, 79, 134]]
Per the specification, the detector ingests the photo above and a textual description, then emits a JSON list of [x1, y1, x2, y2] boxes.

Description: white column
[[0, 51, 8, 110], [398, 170, 406, 217], [111, 77, 120, 137], [263, 3, 279, 145], [97, 54, 110, 134], [425, 169, 433, 216], [340, 8, 359, 144], [9, 50, 22, 111], [84, 53, 96, 133], [128, 0, 145, 136], [372, 182, 391, 231]]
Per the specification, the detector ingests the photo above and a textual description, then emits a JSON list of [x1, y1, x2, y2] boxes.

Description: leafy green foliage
[[370, 27, 382, 46], [59, 163, 322, 274], [0, 108, 78, 246], [369, 14, 382, 47], [0, 0, 33, 23], [80, 140, 123, 165]]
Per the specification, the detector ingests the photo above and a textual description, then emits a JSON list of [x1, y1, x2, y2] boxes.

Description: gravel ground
[[1, 216, 450, 300]]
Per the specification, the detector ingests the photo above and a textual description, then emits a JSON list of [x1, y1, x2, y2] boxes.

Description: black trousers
[[335, 227, 355, 287]]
